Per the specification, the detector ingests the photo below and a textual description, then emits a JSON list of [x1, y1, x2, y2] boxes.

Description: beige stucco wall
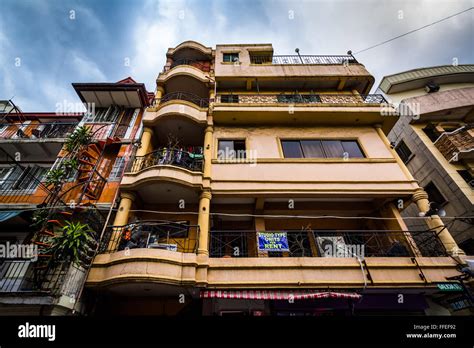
[[210, 125, 418, 195]]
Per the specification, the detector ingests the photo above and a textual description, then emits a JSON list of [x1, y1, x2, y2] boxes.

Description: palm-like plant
[[44, 168, 66, 189], [48, 221, 97, 266], [65, 126, 92, 153]]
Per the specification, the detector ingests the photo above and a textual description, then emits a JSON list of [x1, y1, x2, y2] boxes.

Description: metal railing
[[100, 221, 200, 254], [0, 259, 86, 295], [209, 230, 447, 258], [164, 58, 211, 72], [126, 148, 204, 173], [250, 54, 358, 65], [0, 122, 78, 140], [215, 93, 387, 105], [157, 92, 209, 108]]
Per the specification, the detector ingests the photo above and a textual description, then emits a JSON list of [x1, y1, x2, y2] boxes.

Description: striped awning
[[200, 290, 361, 300]]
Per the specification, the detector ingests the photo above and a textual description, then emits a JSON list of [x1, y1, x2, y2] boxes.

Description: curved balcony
[[164, 58, 211, 73], [157, 92, 209, 109], [121, 148, 204, 190], [144, 101, 207, 125], [157, 65, 211, 98], [87, 221, 199, 288], [167, 40, 213, 58]]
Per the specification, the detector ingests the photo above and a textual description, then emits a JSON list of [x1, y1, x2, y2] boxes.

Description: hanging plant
[[65, 126, 92, 153], [47, 221, 96, 266]]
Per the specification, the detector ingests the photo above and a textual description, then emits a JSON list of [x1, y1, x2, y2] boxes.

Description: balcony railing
[[434, 125, 474, 162], [126, 147, 204, 173], [157, 92, 209, 108], [0, 122, 78, 140], [100, 221, 200, 254], [0, 259, 86, 296], [209, 230, 447, 258], [215, 93, 387, 105], [250, 54, 358, 65], [164, 58, 212, 72]]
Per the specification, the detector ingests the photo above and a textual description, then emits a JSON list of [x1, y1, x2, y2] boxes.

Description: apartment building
[[0, 78, 151, 315], [84, 41, 471, 316], [378, 65, 474, 255]]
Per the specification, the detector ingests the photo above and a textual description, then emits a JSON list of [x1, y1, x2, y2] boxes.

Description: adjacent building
[[378, 65, 474, 255], [0, 78, 151, 315], [84, 42, 471, 316]]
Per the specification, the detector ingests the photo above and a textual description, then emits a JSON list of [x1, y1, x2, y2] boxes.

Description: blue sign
[[258, 232, 289, 251]]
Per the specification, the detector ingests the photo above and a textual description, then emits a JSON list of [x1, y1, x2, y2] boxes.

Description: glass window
[[218, 140, 246, 159], [342, 140, 364, 158], [281, 140, 365, 159], [281, 141, 303, 158], [321, 140, 345, 158], [395, 140, 412, 163], [301, 140, 325, 158], [223, 53, 239, 63]]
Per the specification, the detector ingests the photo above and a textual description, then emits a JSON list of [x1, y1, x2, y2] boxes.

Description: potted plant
[[64, 126, 92, 153], [47, 221, 97, 267]]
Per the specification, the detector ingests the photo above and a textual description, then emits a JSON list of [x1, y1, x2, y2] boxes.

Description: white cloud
[[72, 52, 107, 81]]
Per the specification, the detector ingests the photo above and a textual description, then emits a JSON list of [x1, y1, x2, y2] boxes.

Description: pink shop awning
[[200, 290, 362, 300]]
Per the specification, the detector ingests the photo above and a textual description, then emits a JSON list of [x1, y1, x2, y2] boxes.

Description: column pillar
[[412, 189, 463, 255], [155, 86, 165, 104], [137, 127, 154, 157], [108, 192, 136, 251], [197, 190, 212, 255], [203, 126, 213, 182]]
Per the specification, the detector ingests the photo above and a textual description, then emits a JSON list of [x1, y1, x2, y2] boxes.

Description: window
[[218, 140, 246, 159], [458, 170, 474, 189], [109, 157, 127, 181], [424, 182, 448, 206], [395, 140, 413, 163], [84, 105, 122, 123], [0, 166, 48, 192], [220, 95, 239, 103], [281, 140, 364, 159], [223, 53, 239, 63]]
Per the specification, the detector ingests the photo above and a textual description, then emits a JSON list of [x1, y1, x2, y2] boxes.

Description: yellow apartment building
[[85, 41, 472, 316]]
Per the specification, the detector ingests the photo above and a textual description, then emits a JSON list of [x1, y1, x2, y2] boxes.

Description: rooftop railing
[[250, 54, 358, 65]]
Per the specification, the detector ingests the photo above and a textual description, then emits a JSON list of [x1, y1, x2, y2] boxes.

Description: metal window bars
[[250, 54, 358, 65]]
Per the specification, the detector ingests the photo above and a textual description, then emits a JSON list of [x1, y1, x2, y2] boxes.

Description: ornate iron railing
[[126, 147, 204, 173], [100, 221, 200, 254], [158, 92, 209, 108], [250, 54, 358, 65], [209, 230, 447, 258], [215, 93, 387, 105]]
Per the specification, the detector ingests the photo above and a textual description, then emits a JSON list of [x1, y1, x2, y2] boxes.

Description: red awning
[[200, 290, 361, 300]]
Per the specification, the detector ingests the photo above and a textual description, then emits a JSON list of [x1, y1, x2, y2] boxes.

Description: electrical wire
[[354, 7, 473, 54], [14, 204, 474, 222]]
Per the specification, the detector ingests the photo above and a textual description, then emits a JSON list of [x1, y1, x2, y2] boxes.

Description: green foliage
[[30, 208, 50, 229], [44, 168, 66, 188], [65, 126, 92, 153], [48, 221, 96, 266]]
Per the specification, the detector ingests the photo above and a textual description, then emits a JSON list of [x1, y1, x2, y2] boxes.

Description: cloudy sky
[[0, 0, 473, 111]]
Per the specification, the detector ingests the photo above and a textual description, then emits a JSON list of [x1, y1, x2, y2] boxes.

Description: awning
[[200, 290, 361, 300], [0, 210, 23, 223]]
